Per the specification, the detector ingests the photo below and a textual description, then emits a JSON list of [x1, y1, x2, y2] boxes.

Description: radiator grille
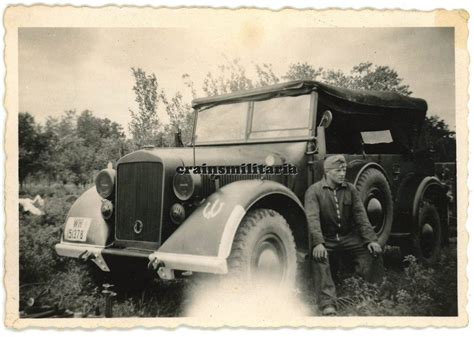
[[116, 162, 163, 243]]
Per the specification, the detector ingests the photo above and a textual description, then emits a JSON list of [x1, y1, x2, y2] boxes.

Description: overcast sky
[[19, 27, 455, 134]]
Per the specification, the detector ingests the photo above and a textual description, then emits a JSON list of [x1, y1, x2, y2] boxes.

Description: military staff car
[[55, 80, 450, 285]]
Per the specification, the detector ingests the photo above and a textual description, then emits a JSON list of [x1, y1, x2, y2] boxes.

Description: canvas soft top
[[191, 80, 428, 125]]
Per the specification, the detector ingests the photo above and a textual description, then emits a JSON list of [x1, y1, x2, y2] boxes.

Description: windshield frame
[[192, 92, 317, 146]]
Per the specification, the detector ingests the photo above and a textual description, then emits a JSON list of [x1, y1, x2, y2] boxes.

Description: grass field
[[19, 183, 458, 318]]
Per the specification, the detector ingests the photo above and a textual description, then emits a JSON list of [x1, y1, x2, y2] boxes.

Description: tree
[[321, 69, 353, 90], [254, 63, 280, 87], [202, 60, 412, 97], [77, 110, 103, 146], [324, 62, 412, 95], [283, 61, 412, 96], [419, 116, 456, 162], [40, 109, 130, 185], [283, 62, 323, 81], [159, 90, 194, 147], [43, 110, 90, 185], [202, 57, 254, 96], [77, 110, 128, 172], [129, 67, 163, 147], [202, 58, 280, 96], [19, 112, 51, 186]]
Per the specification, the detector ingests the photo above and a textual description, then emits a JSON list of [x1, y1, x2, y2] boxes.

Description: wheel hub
[[421, 223, 435, 258], [367, 194, 384, 233], [251, 234, 286, 284]]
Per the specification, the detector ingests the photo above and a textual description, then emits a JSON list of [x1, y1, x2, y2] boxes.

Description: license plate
[[64, 217, 91, 242]]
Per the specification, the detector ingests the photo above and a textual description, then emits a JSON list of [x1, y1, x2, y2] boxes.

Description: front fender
[[149, 180, 304, 274], [413, 176, 447, 224], [59, 187, 112, 246]]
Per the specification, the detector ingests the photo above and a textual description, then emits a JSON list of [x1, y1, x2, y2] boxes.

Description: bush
[[19, 220, 63, 284], [20, 261, 103, 314], [19, 183, 87, 292], [336, 252, 457, 316], [19, 186, 83, 284], [41, 195, 77, 226], [21, 181, 88, 199]]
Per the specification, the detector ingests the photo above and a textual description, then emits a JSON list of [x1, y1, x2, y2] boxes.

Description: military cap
[[324, 155, 347, 170]]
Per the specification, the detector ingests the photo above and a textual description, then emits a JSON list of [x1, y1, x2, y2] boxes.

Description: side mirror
[[315, 110, 332, 155], [318, 110, 333, 128]]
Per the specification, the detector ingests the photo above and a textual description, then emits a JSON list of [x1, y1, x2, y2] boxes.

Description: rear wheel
[[228, 209, 297, 288], [402, 204, 441, 265], [356, 168, 393, 246]]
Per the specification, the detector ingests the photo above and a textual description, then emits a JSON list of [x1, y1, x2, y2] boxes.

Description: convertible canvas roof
[[192, 80, 428, 124]]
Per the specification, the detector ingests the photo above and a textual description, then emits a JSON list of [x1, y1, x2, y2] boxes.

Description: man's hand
[[312, 243, 328, 262], [367, 242, 382, 256]]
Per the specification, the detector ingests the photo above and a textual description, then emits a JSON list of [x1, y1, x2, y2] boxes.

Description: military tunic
[[305, 177, 384, 309]]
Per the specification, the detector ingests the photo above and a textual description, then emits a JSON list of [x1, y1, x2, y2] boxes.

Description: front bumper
[[148, 251, 228, 275], [55, 242, 228, 278], [55, 242, 110, 272]]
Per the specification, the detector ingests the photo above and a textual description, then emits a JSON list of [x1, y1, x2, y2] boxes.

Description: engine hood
[[117, 143, 307, 169]]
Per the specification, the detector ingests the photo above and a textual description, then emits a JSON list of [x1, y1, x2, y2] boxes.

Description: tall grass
[[334, 251, 457, 316]]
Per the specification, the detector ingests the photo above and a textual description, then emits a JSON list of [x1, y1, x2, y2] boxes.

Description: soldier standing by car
[[305, 155, 385, 316]]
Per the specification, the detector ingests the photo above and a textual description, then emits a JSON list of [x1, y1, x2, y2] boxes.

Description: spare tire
[[356, 168, 394, 247], [227, 209, 297, 288]]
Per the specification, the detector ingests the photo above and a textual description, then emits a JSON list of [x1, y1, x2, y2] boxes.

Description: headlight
[[101, 199, 114, 220], [170, 203, 186, 224], [95, 169, 116, 199], [173, 173, 201, 201]]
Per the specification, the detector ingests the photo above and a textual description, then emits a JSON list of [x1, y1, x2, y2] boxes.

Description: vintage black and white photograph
[[4, 6, 468, 328]]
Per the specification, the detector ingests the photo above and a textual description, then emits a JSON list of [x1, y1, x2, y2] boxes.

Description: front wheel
[[227, 209, 297, 288]]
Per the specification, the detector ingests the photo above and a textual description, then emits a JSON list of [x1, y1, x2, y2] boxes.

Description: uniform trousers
[[311, 232, 385, 308]]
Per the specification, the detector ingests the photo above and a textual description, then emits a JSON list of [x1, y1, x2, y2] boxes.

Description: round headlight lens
[[95, 169, 116, 199], [173, 173, 201, 201], [170, 203, 186, 224], [101, 199, 114, 220]]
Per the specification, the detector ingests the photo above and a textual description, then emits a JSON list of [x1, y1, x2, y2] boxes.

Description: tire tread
[[227, 209, 297, 285], [355, 168, 393, 246]]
